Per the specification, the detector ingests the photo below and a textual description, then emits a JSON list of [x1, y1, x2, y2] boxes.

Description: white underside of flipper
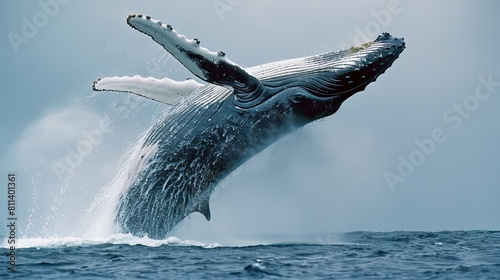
[[93, 75, 203, 105]]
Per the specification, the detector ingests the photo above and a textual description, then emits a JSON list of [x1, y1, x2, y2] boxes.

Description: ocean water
[[2, 231, 499, 279]]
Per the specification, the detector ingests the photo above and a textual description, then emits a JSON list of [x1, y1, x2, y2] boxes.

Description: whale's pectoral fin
[[194, 197, 211, 221], [127, 14, 263, 105], [92, 75, 203, 105]]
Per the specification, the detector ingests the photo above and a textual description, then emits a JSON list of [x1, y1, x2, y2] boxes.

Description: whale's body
[[94, 14, 405, 239]]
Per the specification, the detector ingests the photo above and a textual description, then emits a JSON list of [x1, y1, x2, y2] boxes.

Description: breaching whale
[[93, 14, 405, 239]]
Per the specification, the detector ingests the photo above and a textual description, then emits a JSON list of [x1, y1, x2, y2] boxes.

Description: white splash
[[78, 135, 159, 238]]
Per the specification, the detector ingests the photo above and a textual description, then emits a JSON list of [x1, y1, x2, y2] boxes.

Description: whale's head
[[248, 33, 405, 120]]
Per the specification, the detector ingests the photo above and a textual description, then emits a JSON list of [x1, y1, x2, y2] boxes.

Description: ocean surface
[[1, 230, 499, 279]]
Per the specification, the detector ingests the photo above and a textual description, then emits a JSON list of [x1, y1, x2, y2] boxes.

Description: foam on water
[[2, 234, 221, 249]]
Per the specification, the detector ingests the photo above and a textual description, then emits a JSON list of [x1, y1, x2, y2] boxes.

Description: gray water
[[2, 231, 499, 279]]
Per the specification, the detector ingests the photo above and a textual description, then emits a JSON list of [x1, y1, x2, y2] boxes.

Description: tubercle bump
[[127, 14, 208, 51]]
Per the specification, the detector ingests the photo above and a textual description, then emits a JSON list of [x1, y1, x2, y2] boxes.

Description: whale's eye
[[291, 94, 306, 104]]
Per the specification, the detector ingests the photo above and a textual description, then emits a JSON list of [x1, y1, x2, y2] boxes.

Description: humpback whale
[[93, 14, 405, 239]]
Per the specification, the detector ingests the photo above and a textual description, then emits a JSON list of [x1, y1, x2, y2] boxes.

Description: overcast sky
[[1, 1, 499, 242]]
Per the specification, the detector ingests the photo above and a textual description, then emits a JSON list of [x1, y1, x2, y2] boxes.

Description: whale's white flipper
[[92, 75, 203, 105], [126, 14, 261, 94]]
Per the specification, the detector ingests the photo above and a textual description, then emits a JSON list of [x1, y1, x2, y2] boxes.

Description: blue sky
[[1, 0, 499, 241]]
